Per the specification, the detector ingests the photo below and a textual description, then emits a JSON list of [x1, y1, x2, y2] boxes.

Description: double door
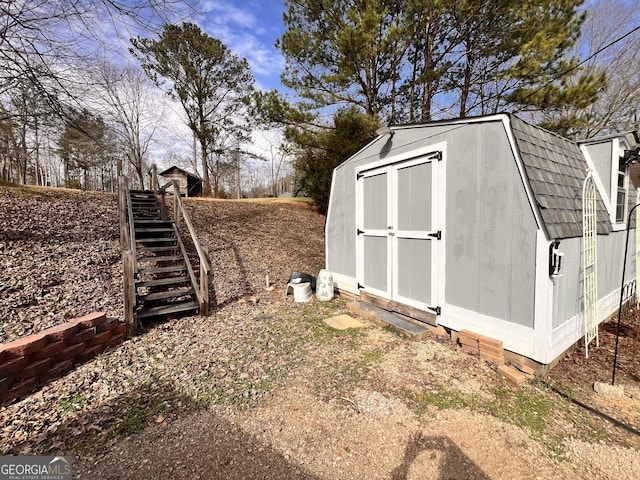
[[356, 154, 442, 314]]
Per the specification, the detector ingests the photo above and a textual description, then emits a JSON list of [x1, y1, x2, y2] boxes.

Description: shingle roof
[[509, 115, 611, 239]]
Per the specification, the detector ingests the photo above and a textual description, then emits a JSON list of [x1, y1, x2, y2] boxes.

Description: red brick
[[76, 344, 104, 363], [480, 350, 505, 365], [2, 335, 48, 357], [31, 341, 66, 361], [73, 312, 106, 328], [40, 360, 74, 383], [0, 376, 13, 394], [105, 333, 125, 348], [112, 323, 126, 336], [1, 377, 37, 404], [497, 365, 527, 386], [66, 327, 96, 345], [0, 350, 7, 364], [478, 335, 503, 349], [459, 329, 481, 341], [86, 331, 112, 348], [510, 360, 536, 376], [479, 343, 504, 357], [461, 344, 479, 355], [459, 336, 479, 347], [55, 343, 86, 362], [0, 356, 29, 377], [97, 317, 120, 333], [39, 322, 79, 341], [20, 358, 53, 380]]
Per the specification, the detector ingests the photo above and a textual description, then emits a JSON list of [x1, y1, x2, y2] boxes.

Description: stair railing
[[118, 175, 137, 336], [158, 180, 210, 316]]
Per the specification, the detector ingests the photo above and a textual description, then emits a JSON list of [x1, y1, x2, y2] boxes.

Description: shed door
[[357, 154, 442, 315]]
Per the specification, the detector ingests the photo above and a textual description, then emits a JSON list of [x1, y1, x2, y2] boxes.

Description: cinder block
[[106, 333, 125, 348], [55, 343, 86, 362], [73, 312, 106, 328], [1, 377, 37, 404], [40, 323, 79, 342], [86, 331, 112, 348], [66, 327, 96, 345], [480, 350, 505, 365], [76, 344, 103, 364], [40, 360, 74, 383], [0, 356, 29, 377], [31, 341, 66, 361], [2, 335, 48, 357], [20, 358, 53, 380], [497, 365, 527, 386]]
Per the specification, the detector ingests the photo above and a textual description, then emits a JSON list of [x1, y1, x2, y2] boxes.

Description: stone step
[[347, 301, 429, 340]]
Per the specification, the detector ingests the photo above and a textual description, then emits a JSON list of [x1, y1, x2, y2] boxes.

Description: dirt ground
[[2, 186, 640, 479]]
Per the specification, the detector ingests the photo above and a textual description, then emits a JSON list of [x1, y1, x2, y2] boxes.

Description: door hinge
[[428, 305, 441, 315], [428, 230, 442, 240], [356, 172, 364, 180], [433, 151, 442, 161], [357, 283, 364, 290], [357, 228, 364, 235]]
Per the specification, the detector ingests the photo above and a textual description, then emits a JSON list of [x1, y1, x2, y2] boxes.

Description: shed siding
[[161, 172, 188, 195], [327, 119, 538, 328], [552, 230, 636, 328], [444, 122, 536, 328], [583, 142, 613, 203]]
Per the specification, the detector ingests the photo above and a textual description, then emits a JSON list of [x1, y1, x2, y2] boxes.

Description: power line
[[520, 23, 640, 103]]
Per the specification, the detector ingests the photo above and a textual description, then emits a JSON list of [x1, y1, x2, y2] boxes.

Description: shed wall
[[583, 142, 613, 202], [327, 120, 538, 328]]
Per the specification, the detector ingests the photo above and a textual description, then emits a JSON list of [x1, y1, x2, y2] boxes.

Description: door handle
[[388, 232, 395, 236]]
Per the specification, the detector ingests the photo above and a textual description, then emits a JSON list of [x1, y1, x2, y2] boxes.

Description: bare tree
[[90, 61, 163, 188]]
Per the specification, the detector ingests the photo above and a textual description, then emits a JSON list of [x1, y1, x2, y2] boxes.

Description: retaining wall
[[0, 312, 125, 405]]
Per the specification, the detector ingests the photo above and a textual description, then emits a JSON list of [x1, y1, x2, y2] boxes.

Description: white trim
[[355, 141, 447, 175], [438, 304, 535, 359], [501, 117, 548, 238], [533, 229, 555, 363], [579, 144, 612, 213], [331, 272, 360, 295], [324, 168, 338, 269]]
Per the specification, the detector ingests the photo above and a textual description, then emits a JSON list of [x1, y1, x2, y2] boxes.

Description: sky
[[198, 0, 288, 92]]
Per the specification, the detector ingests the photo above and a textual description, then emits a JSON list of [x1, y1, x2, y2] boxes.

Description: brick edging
[[0, 312, 126, 405]]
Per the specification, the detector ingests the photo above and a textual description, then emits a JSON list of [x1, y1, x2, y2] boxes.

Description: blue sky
[[199, 0, 287, 92]]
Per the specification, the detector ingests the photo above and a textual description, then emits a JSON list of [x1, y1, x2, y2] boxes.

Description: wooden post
[[123, 249, 137, 337], [118, 176, 127, 250], [160, 190, 166, 221], [151, 164, 158, 190], [173, 181, 180, 227], [200, 253, 209, 316]]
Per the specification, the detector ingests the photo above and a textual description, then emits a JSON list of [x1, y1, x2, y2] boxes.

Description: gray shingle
[[510, 115, 612, 239]]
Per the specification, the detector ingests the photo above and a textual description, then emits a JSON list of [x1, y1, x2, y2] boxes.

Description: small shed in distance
[[159, 166, 202, 197]]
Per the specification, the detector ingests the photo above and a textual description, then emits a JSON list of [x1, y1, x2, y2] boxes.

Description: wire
[[519, 24, 640, 103]]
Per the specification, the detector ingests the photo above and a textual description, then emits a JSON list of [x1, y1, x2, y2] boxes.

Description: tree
[[293, 106, 378, 213], [131, 23, 255, 197], [91, 61, 163, 189]]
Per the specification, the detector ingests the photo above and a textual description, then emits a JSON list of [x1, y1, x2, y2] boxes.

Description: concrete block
[[105, 333, 125, 348], [478, 335, 503, 349], [40, 360, 74, 383], [97, 317, 120, 333]]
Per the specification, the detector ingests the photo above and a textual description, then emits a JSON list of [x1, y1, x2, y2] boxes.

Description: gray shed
[[326, 114, 640, 365]]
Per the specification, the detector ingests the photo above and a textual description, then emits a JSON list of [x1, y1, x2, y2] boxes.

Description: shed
[[159, 166, 202, 197], [326, 113, 640, 365]]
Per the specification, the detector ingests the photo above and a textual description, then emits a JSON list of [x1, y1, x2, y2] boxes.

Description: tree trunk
[[201, 142, 211, 196]]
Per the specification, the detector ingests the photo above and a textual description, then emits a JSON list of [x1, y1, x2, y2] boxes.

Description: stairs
[[128, 190, 199, 320]]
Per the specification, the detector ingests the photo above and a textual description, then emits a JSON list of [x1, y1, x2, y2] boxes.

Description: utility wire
[[520, 23, 640, 103]]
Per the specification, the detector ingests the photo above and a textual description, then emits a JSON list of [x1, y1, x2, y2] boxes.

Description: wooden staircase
[[118, 177, 210, 334]]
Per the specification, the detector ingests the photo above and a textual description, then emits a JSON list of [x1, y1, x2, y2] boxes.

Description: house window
[[615, 155, 627, 223]]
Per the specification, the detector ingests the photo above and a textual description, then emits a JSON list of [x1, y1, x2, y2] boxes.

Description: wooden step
[[137, 246, 179, 253], [135, 227, 174, 234], [139, 288, 195, 302], [135, 237, 177, 244], [137, 255, 183, 264], [134, 220, 173, 226], [136, 276, 190, 288], [137, 301, 199, 319], [139, 265, 186, 274]]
